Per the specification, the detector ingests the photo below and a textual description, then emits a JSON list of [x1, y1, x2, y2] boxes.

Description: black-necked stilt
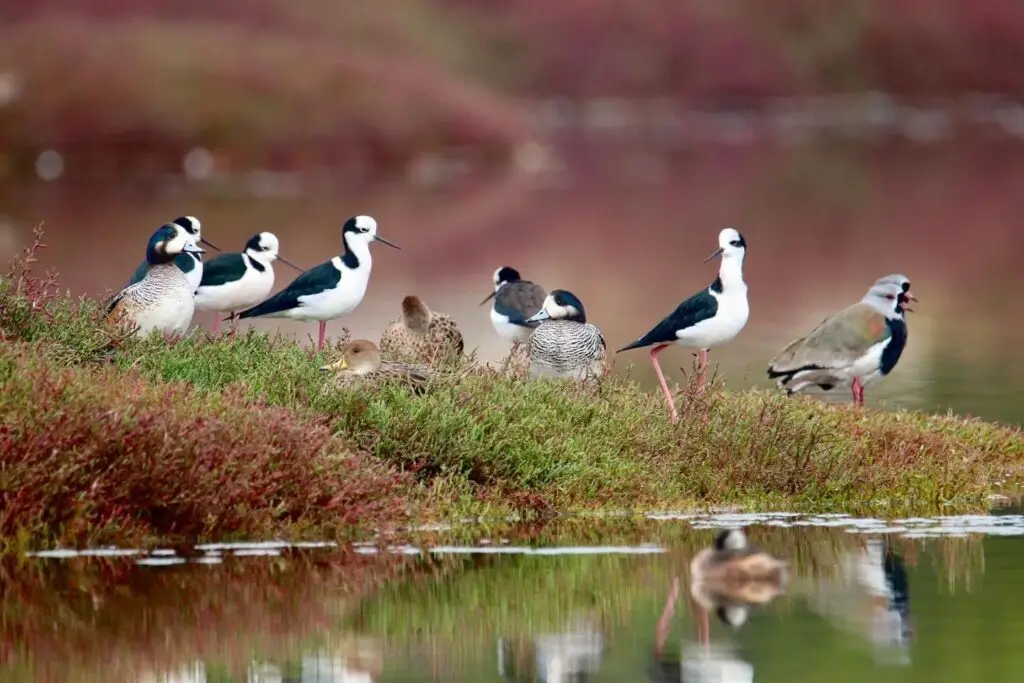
[[320, 339, 432, 392], [617, 228, 750, 423], [194, 232, 303, 334], [106, 221, 205, 337], [479, 266, 547, 346], [689, 528, 787, 646], [379, 295, 464, 366], [522, 289, 607, 380], [767, 274, 915, 407], [126, 216, 220, 294], [235, 215, 399, 351]]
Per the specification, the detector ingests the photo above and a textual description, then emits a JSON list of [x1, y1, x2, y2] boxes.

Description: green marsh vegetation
[[1, 228, 1022, 550]]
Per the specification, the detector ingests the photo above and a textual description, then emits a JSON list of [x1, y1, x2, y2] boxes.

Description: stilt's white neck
[[717, 253, 746, 293], [343, 233, 373, 272]]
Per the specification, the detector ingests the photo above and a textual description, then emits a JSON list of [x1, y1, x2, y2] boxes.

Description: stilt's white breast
[[491, 307, 533, 343], [287, 256, 370, 322], [674, 289, 749, 349]]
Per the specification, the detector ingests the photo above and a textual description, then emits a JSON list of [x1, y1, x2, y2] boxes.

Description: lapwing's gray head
[[480, 266, 523, 305], [863, 276, 915, 318], [147, 222, 204, 264], [704, 228, 747, 264], [319, 339, 382, 376], [876, 273, 917, 314], [171, 215, 221, 253], [342, 215, 400, 251], [525, 289, 587, 324]]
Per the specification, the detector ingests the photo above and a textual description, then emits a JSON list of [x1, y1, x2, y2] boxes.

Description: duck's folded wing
[[768, 302, 890, 375], [104, 286, 131, 319]]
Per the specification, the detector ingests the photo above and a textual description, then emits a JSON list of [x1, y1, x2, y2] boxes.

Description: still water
[[6, 512, 1024, 683], [1, 141, 1024, 425]]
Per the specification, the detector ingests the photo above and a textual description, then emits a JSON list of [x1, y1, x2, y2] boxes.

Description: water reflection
[[497, 616, 605, 683], [803, 537, 913, 667], [2, 514, 1015, 683]]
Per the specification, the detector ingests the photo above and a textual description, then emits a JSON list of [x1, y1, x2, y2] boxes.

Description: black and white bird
[[479, 266, 547, 346], [235, 215, 399, 351], [194, 232, 303, 334], [522, 289, 606, 380], [126, 216, 219, 294], [767, 274, 915, 407], [617, 228, 750, 423]]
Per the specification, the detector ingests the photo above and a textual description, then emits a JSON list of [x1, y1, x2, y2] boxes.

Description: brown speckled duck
[[379, 295, 464, 366]]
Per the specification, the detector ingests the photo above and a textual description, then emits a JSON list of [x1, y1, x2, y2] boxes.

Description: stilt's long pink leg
[[650, 344, 679, 424], [852, 377, 864, 407], [317, 321, 327, 351]]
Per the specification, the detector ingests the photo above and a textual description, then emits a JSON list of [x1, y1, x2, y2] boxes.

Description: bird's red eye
[[885, 294, 895, 299]]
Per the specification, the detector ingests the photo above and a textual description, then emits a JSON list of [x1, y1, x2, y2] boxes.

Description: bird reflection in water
[[649, 528, 787, 683], [805, 536, 913, 666], [497, 614, 606, 683]]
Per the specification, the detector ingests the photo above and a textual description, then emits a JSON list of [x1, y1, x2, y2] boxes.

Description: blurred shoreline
[[6, 1, 1024, 180]]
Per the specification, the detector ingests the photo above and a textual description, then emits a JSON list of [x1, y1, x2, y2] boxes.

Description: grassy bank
[[1, 232, 1022, 549]]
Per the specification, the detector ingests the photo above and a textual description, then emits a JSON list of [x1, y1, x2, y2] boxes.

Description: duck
[[767, 274, 916, 407], [379, 295, 464, 365], [194, 231, 303, 334], [319, 339, 432, 392], [106, 221, 205, 337], [690, 528, 787, 634], [523, 289, 606, 380], [126, 216, 219, 294]]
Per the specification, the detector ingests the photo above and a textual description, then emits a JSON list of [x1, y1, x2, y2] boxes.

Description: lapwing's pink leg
[[852, 377, 864, 407], [317, 321, 327, 351], [650, 343, 678, 424]]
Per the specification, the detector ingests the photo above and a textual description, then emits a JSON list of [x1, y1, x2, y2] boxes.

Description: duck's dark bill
[[373, 235, 401, 249]]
